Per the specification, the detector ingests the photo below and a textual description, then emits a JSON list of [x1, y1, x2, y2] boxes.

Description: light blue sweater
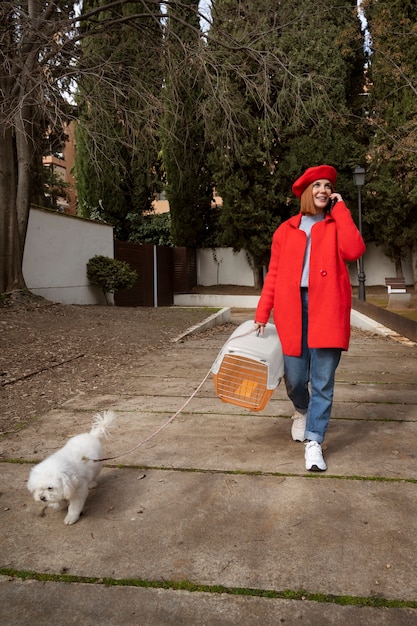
[[299, 213, 325, 287]]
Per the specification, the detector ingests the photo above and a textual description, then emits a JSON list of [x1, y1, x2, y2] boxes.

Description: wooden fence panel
[[173, 247, 197, 293], [114, 241, 154, 307]]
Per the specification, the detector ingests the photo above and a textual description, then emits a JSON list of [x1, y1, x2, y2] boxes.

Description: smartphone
[[325, 197, 336, 214]]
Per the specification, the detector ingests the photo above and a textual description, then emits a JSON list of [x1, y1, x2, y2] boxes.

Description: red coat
[[255, 202, 366, 356]]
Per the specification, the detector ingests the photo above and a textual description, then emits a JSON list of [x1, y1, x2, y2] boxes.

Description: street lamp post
[[352, 166, 366, 301]]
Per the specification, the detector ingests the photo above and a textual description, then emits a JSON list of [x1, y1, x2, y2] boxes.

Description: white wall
[[23, 207, 114, 305], [197, 248, 254, 286], [198, 245, 413, 289], [347, 242, 413, 286], [23, 209, 414, 307]]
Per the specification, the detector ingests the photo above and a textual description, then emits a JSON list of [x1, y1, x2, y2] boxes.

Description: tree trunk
[[0, 0, 43, 296], [0, 125, 27, 294], [15, 102, 35, 249], [411, 241, 417, 291], [253, 265, 263, 290], [395, 257, 403, 278]]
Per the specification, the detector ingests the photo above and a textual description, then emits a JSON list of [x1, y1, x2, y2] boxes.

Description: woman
[[255, 165, 366, 471]]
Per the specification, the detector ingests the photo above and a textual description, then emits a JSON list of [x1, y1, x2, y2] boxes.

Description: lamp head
[[353, 166, 366, 188]]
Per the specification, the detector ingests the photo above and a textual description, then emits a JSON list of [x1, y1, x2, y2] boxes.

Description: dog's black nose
[[40, 496, 47, 502]]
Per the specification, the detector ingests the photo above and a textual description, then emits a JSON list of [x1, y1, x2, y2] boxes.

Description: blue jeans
[[283, 289, 341, 443]]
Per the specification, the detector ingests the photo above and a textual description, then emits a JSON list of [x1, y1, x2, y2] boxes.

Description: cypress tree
[[161, 0, 215, 248], [207, 1, 286, 286], [362, 0, 417, 283], [272, 0, 367, 201], [208, 0, 366, 285], [75, 1, 163, 240]]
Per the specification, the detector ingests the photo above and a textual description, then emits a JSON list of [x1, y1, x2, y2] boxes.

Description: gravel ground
[[0, 294, 217, 435]]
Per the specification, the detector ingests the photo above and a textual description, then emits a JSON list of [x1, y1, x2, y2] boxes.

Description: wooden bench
[[385, 277, 406, 294], [385, 277, 411, 308]]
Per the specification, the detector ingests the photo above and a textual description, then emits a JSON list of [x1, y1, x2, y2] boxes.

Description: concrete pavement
[[1, 308, 417, 625]]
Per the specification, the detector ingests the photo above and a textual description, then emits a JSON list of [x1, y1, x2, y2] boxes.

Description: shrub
[[87, 255, 137, 305]]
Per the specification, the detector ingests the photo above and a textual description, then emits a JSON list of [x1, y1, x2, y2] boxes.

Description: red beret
[[292, 165, 337, 198]]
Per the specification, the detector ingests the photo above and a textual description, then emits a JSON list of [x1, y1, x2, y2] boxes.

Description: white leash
[[89, 325, 257, 463], [94, 368, 212, 462]]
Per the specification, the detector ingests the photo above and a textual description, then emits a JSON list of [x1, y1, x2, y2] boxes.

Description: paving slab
[[57, 390, 416, 423], [3, 411, 417, 480], [1, 320, 417, 624], [1, 464, 417, 602], [1, 577, 415, 626]]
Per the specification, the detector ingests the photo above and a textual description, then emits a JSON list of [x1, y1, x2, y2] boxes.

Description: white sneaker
[[291, 411, 307, 442], [305, 441, 327, 472]]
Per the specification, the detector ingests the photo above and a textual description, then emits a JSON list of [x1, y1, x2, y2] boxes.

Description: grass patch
[[394, 310, 417, 322], [365, 293, 417, 322], [1, 568, 417, 609], [2, 458, 417, 484]]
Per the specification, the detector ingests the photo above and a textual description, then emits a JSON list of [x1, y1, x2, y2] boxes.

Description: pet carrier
[[211, 320, 284, 411]]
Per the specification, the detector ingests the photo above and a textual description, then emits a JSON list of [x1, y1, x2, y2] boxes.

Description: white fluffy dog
[[27, 411, 116, 525]]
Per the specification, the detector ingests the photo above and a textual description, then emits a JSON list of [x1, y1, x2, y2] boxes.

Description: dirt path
[[0, 295, 214, 435]]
